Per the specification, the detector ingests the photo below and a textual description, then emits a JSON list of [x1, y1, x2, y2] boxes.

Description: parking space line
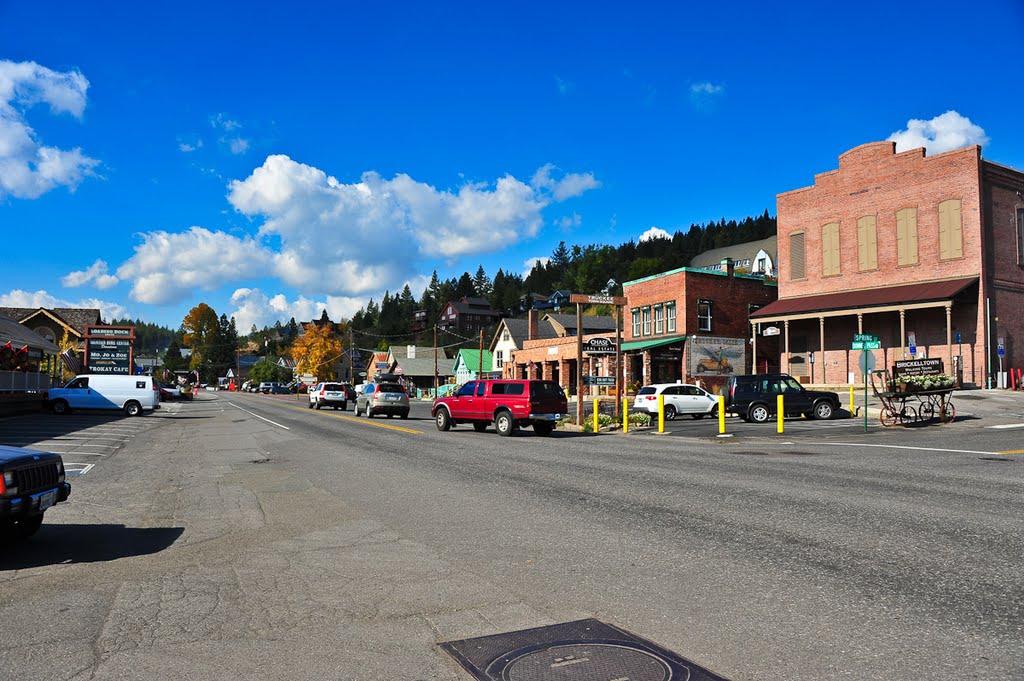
[[64, 463, 95, 475], [227, 402, 290, 430], [824, 442, 996, 455]]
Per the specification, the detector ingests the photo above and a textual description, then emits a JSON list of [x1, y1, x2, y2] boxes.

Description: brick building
[[751, 141, 1024, 386], [622, 261, 778, 391]]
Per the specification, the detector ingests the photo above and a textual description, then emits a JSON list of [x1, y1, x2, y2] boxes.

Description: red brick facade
[[760, 141, 1024, 386]]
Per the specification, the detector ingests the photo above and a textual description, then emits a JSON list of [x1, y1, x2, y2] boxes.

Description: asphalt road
[[2, 391, 1023, 680]]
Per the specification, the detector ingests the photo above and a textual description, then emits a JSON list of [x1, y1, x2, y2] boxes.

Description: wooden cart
[[870, 370, 956, 427]]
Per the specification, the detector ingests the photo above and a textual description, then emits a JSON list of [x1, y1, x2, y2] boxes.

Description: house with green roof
[[453, 349, 494, 384]]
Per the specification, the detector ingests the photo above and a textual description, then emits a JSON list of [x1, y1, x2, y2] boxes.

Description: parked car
[[309, 382, 351, 410], [632, 383, 718, 420], [720, 373, 840, 423], [267, 384, 290, 394], [257, 382, 282, 394], [1, 445, 70, 542], [47, 374, 160, 416], [355, 381, 410, 419], [432, 379, 568, 436], [158, 384, 181, 401]]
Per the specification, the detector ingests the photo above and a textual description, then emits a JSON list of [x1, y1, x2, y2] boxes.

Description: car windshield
[[637, 386, 656, 395]]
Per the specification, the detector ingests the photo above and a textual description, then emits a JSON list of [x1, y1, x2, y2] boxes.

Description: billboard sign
[[688, 336, 746, 376]]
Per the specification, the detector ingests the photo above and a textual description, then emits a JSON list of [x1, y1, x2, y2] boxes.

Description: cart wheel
[[899, 406, 919, 425], [880, 407, 898, 427], [918, 403, 935, 421]]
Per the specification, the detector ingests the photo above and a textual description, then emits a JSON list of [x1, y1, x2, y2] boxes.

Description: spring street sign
[[851, 340, 881, 350]]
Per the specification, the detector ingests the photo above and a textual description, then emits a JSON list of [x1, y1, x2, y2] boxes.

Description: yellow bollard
[[658, 394, 665, 433], [623, 397, 629, 433], [777, 394, 785, 433], [717, 395, 726, 434], [849, 385, 855, 418], [593, 398, 599, 433]]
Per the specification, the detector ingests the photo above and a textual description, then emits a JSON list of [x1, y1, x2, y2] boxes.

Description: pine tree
[[473, 265, 492, 298]]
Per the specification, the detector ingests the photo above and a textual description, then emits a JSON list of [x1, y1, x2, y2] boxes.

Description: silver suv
[[355, 381, 410, 419]]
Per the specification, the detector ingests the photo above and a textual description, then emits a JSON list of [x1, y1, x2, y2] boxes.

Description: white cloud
[[228, 288, 329, 332], [0, 289, 128, 321], [530, 163, 601, 201], [639, 226, 672, 242], [61, 259, 119, 289], [116, 226, 271, 305], [179, 138, 203, 153], [887, 111, 988, 154], [228, 155, 598, 293], [689, 81, 725, 110], [0, 59, 99, 199], [523, 256, 550, 277], [227, 137, 250, 155], [557, 212, 581, 229]]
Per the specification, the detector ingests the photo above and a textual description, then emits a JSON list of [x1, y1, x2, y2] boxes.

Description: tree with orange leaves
[[291, 324, 344, 381]]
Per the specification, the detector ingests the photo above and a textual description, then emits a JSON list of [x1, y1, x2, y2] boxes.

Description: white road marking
[[227, 402, 290, 430], [824, 442, 996, 455], [64, 463, 95, 475], [987, 423, 1024, 430]]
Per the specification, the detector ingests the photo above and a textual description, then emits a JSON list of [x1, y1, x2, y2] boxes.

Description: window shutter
[[822, 223, 840, 276], [896, 208, 918, 265], [790, 232, 805, 279], [858, 216, 877, 270], [939, 199, 962, 259], [857, 219, 867, 270], [896, 210, 907, 265]]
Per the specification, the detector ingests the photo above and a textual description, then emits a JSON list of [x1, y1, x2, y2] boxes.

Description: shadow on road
[[0, 524, 184, 570]]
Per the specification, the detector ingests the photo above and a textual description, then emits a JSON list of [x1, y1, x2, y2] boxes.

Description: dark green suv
[[721, 373, 840, 423]]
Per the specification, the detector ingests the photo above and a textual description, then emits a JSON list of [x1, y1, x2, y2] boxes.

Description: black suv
[[1, 445, 71, 542], [721, 373, 840, 423]]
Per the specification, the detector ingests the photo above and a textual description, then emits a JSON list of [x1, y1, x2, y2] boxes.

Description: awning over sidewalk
[[750, 277, 977, 321], [620, 335, 687, 352], [0, 314, 60, 355]]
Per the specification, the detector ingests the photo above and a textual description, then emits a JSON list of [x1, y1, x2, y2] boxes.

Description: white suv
[[308, 382, 351, 410], [632, 383, 718, 420]]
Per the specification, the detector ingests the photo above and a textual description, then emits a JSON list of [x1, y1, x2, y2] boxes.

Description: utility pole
[[349, 326, 355, 382], [478, 330, 484, 378], [576, 300, 584, 425], [433, 325, 438, 396]]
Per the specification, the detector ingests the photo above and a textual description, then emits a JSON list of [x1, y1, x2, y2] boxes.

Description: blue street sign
[[955, 331, 961, 344], [998, 346, 1005, 358], [909, 344, 917, 357]]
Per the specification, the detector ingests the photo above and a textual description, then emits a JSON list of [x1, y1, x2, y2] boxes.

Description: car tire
[[691, 413, 705, 420], [307, 401, 313, 409], [315, 402, 321, 410], [495, 410, 515, 437], [51, 399, 69, 415], [664, 405, 677, 421], [534, 422, 554, 436], [813, 401, 835, 420], [400, 411, 408, 420], [748, 403, 771, 424], [435, 407, 452, 431], [124, 401, 142, 417], [473, 422, 488, 432], [1, 514, 44, 543]]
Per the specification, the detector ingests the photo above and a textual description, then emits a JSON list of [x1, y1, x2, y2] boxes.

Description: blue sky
[[2, 0, 1022, 332]]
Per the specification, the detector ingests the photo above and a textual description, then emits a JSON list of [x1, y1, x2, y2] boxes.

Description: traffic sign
[[853, 333, 878, 342], [998, 346, 1005, 358], [584, 375, 616, 386], [851, 340, 881, 350]]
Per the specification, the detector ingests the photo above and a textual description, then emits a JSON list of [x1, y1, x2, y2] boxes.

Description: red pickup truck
[[432, 379, 568, 436]]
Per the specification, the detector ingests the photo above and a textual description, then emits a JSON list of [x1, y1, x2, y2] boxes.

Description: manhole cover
[[440, 618, 728, 681]]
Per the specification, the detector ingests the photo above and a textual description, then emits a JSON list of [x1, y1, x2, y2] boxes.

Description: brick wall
[[777, 142, 984, 298], [983, 163, 1024, 373]]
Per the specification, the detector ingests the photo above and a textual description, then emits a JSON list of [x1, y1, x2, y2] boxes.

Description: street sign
[[998, 346, 1005, 358], [569, 293, 627, 306], [858, 350, 876, 374], [955, 331, 961, 344], [762, 326, 781, 336], [851, 340, 881, 350], [375, 362, 389, 369], [853, 333, 878, 342], [584, 375, 616, 386]]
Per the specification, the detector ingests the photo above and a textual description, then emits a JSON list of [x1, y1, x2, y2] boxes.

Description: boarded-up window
[[896, 207, 919, 266], [790, 232, 805, 280], [1016, 208, 1024, 266], [821, 222, 840, 276], [857, 215, 877, 271], [938, 199, 963, 260]]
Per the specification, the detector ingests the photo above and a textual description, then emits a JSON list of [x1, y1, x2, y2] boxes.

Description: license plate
[[385, 395, 399, 401], [37, 490, 57, 511]]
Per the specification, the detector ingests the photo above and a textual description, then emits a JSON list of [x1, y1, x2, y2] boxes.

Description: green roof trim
[[623, 266, 769, 288], [620, 335, 688, 352]]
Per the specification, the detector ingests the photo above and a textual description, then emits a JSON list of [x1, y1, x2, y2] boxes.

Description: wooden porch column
[[751, 322, 758, 375], [783, 319, 790, 374], [900, 309, 906, 360], [857, 313, 863, 334], [819, 317, 825, 383], [946, 305, 953, 370]]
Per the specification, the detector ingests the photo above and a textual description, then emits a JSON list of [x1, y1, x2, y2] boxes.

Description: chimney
[[721, 257, 735, 277], [528, 309, 538, 341]]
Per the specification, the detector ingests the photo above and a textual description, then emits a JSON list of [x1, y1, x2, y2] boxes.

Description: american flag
[[60, 348, 81, 374]]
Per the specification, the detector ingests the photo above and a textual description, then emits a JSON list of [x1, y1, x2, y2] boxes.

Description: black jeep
[[1, 445, 71, 543], [720, 373, 841, 423]]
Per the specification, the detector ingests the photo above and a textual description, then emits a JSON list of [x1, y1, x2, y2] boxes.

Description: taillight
[[645, 395, 656, 401]]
